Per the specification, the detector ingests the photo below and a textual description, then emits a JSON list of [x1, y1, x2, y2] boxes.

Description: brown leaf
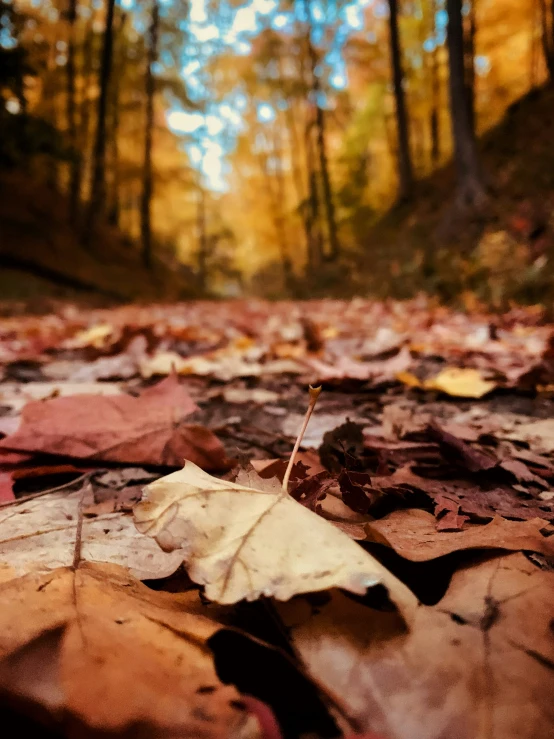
[[0, 562, 261, 738], [427, 421, 498, 473], [319, 421, 366, 473], [371, 466, 554, 522], [291, 471, 336, 511], [434, 495, 470, 531], [365, 509, 554, 560], [338, 470, 378, 514], [277, 553, 554, 739], [0, 472, 15, 503], [307, 346, 412, 383], [0, 375, 229, 471]]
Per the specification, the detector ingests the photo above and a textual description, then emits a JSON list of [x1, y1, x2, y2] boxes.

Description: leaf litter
[[1, 299, 554, 738]]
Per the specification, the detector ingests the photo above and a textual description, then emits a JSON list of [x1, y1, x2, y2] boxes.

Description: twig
[[282, 386, 321, 494], [72, 483, 87, 570]]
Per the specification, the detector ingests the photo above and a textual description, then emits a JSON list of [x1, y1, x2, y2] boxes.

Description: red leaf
[[0, 375, 230, 471], [427, 421, 497, 473], [241, 696, 283, 739], [338, 469, 377, 513], [434, 495, 470, 531], [0, 472, 15, 502]]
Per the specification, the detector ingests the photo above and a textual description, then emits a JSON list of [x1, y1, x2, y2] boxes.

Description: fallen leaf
[[222, 388, 280, 404], [427, 367, 497, 397], [338, 470, 378, 514], [0, 487, 183, 581], [0, 381, 122, 412], [140, 352, 303, 382], [67, 353, 139, 381], [371, 465, 554, 522], [290, 471, 336, 511], [134, 461, 417, 608], [278, 553, 554, 739], [68, 322, 115, 348], [398, 367, 496, 398], [0, 415, 20, 436], [320, 421, 366, 472], [505, 418, 554, 453], [365, 509, 554, 560], [251, 454, 323, 480], [0, 561, 262, 738], [427, 421, 498, 472], [0, 472, 15, 503], [282, 413, 367, 449], [0, 375, 229, 471], [307, 347, 412, 383], [434, 495, 470, 530]]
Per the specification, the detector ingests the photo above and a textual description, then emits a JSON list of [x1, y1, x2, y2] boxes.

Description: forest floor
[[0, 298, 553, 738]]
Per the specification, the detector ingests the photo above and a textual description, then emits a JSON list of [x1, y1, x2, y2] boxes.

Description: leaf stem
[[282, 385, 321, 493]]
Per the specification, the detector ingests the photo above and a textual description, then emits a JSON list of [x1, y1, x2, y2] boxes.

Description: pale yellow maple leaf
[[397, 367, 496, 398], [134, 462, 417, 610]]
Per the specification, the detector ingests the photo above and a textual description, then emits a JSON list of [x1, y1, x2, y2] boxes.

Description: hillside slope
[[0, 171, 195, 304], [354, 85, 554, 306]]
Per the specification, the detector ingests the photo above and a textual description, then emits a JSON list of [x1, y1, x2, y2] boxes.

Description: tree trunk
[[108, 11, 126, 227], [305, 120, 324, 270], [463, 0, 477, 132], [85, 0, 116, 245], [66, 0, 79, 223], [430, 42, 441, 165], [281, 46, 314, 271], [140, 0, 159, 269], [446, 0, 487, 209], [539, 0, 554, 80], [76, 2, 94, 205], [388, 0, 414, 202], [550, 0, 554, 66], [196, 181, 208, 291], [285, 102, 314, 267], [258, 126, 294, 294], [44, 38, 60, 190], [304, 0, 340, 261]]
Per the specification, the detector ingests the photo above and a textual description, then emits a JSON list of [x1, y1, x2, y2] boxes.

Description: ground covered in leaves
[[0, 298, 553, 739]]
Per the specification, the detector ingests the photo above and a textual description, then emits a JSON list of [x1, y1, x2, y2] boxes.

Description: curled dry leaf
[[365, 509, 554, 561], [277, 553, 554, 739], [134, 461, 417, 609], [370, 466, 554, 522], [0, 562, 262, 739], [0, 374, 229, 471], [0, 487, 183, 581]]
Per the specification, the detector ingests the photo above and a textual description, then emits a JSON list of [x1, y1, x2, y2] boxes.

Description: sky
[[124, 0, 480, 193], [165, 0, 376, 191]]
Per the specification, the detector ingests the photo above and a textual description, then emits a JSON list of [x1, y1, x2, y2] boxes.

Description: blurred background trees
[[0, 0, 553, 303]]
